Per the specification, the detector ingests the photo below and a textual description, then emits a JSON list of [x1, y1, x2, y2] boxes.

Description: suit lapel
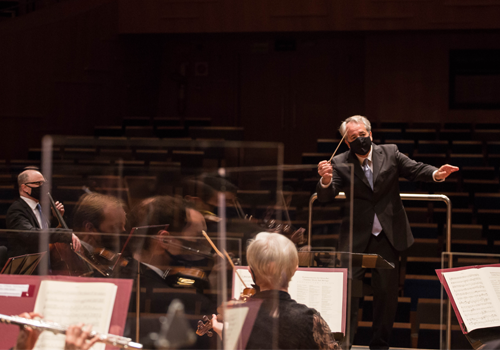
[[348, 151, 372, 190], [19, 198, 42, 229], [372, 144, 384, 186]]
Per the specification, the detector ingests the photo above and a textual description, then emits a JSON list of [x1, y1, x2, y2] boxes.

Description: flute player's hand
[[318, 161, 333, 186], [14, 312, 43, 350]]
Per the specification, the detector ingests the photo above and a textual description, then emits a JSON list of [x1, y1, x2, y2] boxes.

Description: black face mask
[[349, 136, 372, 156], [26, 185, 42, 201]]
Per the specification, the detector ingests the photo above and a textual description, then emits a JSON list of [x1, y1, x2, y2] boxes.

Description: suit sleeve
[[316, 158, 344, 203], [6, 205, 72, 243], [6, 206, 38, 231], [396, 147, 438, 182]]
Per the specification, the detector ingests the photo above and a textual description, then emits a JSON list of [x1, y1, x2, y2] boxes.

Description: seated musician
[[211, 232, 339, 350], [120, 195, 213, 291], [72, 192, 127, 252]]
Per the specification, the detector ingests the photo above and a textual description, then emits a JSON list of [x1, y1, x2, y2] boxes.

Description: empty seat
[[405, 129, 437, 141], [410, 223, 442, 239], [443, 122, 472, 130], [461, 166, 496, 180], [63, 148, 97, 161], [404, 275, 442, 310], [463, 179, 499, 193], [486, 141, 500, 155], [189, 126, 244, 140], [301, 153, 330, 165], [124, 126, 155, 138], [439, 129, 472, 141], [413, 153, 447, 165], [171, 150, 204, 170], [316, 139, 348, 154], [474, 193, 500, 210], [386, 140, 415, 156], [476, 123, 500, 130], [379, 121, 408, 129], [406, 238, 443, 258], [152, 117, 181, 127], [371, 128, 403, 142], [474, 129, 500, 142], [94, 126, 123, 137], [155, 126, 189, 138], [441, 192, 471, 209], [451, 141, 483, 155], [477, 209, 500, 226], [97, 149, 134, 161], [361, 296, 411, 323], [353, 321, 411, 348], [122, 116, 151, 127], [184, 117, 212, 127], [449, 154, 486, 167], [135, 149, 169, 163], [416, 140, 448, 155], [451, 224, 483, 240]]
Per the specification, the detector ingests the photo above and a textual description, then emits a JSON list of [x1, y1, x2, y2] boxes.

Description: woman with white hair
[[212, 232, 339, 349]]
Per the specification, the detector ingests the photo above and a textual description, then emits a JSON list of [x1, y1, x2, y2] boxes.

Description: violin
[[195, 286, 257, 337]]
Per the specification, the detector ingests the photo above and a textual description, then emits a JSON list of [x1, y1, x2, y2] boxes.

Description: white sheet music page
[[443, 267, 500, 332], [33, 280, 117, 350], [233, 267, 344, 333]]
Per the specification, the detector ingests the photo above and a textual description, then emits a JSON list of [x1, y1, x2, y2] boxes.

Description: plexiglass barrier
[[0, 136, 356, 350]]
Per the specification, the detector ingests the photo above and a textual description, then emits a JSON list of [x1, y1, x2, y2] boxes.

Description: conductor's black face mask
[[349, 136, 372, 156]]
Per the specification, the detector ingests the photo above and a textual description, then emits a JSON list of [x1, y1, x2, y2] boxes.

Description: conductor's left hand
[[434, 164, 459, 181]]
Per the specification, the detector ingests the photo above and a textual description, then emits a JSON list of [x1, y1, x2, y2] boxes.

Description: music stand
[[0, 252, 46, 275]]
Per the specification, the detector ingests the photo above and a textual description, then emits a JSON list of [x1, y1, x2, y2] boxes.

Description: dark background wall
[[1, 0, 500, 163]]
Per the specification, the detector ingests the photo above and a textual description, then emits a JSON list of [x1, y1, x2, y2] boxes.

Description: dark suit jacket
[[5, 198, 71, 257], [316, 144, 438, 253]]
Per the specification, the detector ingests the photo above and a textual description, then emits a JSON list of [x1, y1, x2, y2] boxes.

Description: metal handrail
[[308, 192, 451, 252], [308, 191, 453, 349]]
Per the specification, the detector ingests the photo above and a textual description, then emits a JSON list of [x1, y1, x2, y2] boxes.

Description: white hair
[[339, 115, 372, 136], [246, 232, 298, 290]]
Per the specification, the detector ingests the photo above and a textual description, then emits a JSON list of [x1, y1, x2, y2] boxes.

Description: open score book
[[232, 266, 347, 334], [437, 264, 500, 334]]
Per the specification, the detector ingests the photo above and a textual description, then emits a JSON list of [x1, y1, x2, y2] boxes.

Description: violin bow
[[223, 249, 248, 289], [328, 131, 347, 163], [201, 230, 248, 288]]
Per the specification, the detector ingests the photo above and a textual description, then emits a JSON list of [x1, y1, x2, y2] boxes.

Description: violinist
[[72, 193, 127, 254], [211, 232, 339, 350], [119, 195, 214, 291], [6, 169, 81, 260]]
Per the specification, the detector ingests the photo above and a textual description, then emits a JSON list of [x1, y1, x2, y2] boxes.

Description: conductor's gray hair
[[246, 232, 298, 290], [339, 115, 372, 136]]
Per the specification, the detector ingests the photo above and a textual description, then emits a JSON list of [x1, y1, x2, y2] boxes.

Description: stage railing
[[308, 192, 453, 348]]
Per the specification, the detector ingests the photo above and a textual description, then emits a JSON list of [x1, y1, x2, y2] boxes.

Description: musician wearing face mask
[[5, 169, 81, 259], [317, 115, 458, 350]]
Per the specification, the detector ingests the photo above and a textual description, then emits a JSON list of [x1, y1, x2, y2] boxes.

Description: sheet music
[[443, 268, 500, 332], [233, 267, 344, 332], [33, 281, 117, 350], [224, 307, 249, 350]]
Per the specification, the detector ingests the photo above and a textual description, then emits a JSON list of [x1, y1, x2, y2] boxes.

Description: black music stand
[[0, 252, 46, 275]]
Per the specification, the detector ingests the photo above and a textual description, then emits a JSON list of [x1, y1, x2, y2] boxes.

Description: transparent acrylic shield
[[214, 162, 353, 350]]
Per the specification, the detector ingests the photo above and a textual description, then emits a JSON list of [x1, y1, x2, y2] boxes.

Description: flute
[[0, 313, 143, 349]]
